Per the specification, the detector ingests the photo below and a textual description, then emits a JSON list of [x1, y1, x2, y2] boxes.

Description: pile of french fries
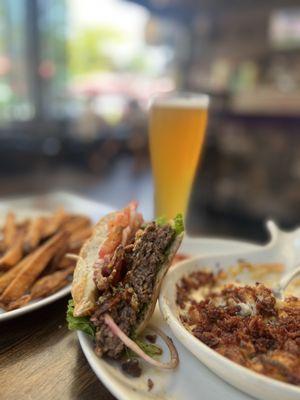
[[0, 208, 92, 311]]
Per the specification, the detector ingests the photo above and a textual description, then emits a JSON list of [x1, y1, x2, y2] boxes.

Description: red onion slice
[[65, 253, 83, 262], [104, 313, 179, 369]]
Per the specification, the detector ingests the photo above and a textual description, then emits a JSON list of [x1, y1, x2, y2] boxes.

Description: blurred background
[[0, 0, 300, 242]]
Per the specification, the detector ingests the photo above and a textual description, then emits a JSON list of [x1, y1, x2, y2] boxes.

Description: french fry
[[55, 254, 76, 270], [63, 215, 91, 234], [0, 240, 5, 254], [0, 234, 24, 270], [0, 231, 68, 304], [0, 251, 36, 294], [0, 208, 91, 311], [47, 240, 69, 273], [18, 219, 30, 231], [42, 207, 67, 238], [68, 226, 92, 249], [4, 294, 31, 311], [3, 212, 17, 248], [30, 267, 74, 299], [23, 216, 44, 253]]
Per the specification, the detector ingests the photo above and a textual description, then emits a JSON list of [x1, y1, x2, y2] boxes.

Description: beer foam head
[[151, 93, 209, 109]]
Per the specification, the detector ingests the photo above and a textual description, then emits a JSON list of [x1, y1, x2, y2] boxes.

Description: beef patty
[[91, 222, 175, 359]]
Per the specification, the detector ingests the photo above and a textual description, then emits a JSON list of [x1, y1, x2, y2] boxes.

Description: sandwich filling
[[91, 221, 175, 358], [67, 202, 183, 365]]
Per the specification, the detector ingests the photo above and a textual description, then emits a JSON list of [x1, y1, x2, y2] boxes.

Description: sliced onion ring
[[65, 253, 83, 262], [104, 313, 179, 369]]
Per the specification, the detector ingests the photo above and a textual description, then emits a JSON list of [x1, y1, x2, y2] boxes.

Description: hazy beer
[[149, 94, 209, 219]]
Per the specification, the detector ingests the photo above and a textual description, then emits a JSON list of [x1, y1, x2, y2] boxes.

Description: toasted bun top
[[71, 212, 116, 317]]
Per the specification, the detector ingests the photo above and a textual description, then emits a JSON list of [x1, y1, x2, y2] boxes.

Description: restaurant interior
[[1, 0, 300, 242], [1, 2, 300, 400]]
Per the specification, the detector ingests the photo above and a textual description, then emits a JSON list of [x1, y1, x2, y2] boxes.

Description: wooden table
[[0, 296, 116, 400]]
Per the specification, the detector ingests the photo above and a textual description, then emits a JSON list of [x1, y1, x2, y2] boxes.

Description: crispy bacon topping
[[93, 202, 143, 291], [177, 270, 300, 386]]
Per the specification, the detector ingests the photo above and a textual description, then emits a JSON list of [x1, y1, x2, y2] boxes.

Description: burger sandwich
[[67, 202, 184, 370]]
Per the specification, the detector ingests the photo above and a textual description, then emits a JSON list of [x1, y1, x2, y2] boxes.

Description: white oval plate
[[159, 222, 300, 400], [78, 234, 263, 400], [0, 191, 113, 322], [0, 284, 71, 322]]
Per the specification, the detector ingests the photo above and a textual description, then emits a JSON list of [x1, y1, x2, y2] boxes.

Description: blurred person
[[73, 95, 108, 142], [121, 99, 148, 173], [69, 95, 122, 174]]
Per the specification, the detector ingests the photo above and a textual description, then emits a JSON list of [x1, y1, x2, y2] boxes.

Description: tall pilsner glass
[[149, 93, 209, 219]]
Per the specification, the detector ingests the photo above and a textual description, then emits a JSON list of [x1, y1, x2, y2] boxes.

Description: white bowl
[[159, 222, 300, 400]]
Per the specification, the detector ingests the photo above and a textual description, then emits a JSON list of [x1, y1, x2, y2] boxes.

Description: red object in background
[[172, 253, 190, 266], [0, 55, 11, 75], [38, 60, 56, 79], [70, 73, 174, 103]]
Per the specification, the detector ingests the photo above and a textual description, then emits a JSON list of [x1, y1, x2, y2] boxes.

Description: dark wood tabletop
[[0, 296, 116, 400]]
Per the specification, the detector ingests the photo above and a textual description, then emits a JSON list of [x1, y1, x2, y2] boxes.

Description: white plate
[[160, 222, 300, 400], [0, 191, 113, 322], [78, 233, 263, 400]]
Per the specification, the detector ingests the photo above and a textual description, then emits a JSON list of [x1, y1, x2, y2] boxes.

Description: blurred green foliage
[[67, 27, 124, 76]]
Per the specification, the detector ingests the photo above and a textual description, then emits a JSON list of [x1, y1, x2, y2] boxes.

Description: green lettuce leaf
[[156, 213, 184, 236], [173, 213, 184, 235], [125, 336, 162, 359], [155, 215, 167, 227], [66, 299, 95, 337], [134, 338, 162, 357]]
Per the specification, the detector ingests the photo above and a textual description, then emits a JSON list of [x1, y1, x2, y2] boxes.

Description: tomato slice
[[98, 201, 142, 259]]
